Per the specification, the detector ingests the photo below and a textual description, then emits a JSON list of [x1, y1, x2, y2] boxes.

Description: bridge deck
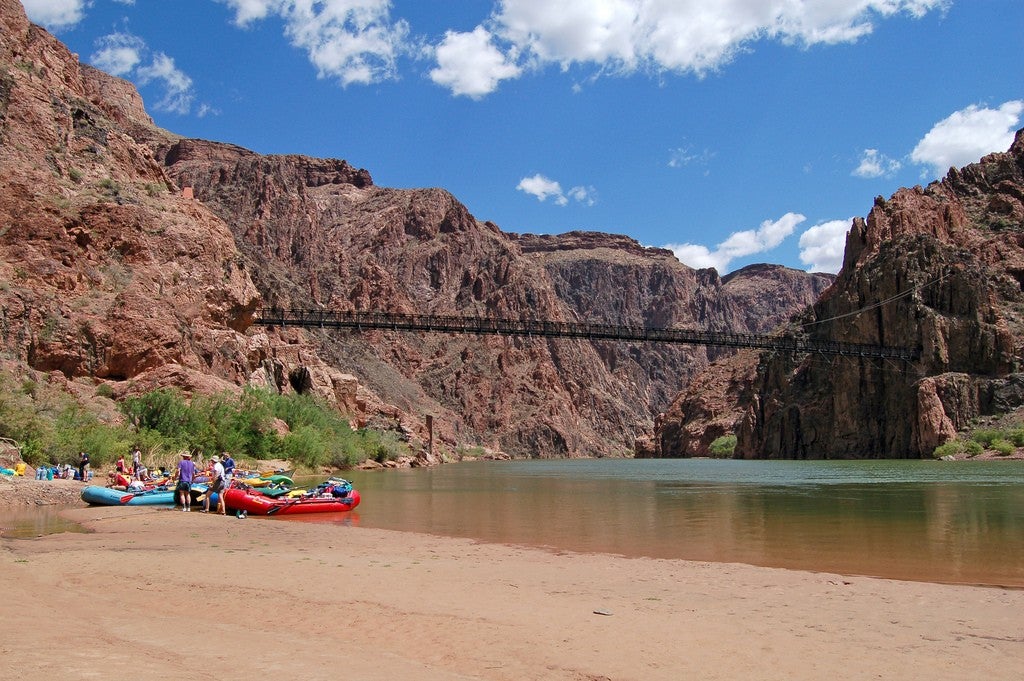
[[254, 309, 920, 361]]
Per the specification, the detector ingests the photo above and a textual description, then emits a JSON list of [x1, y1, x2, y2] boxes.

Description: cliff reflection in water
[[345, 459, 1024, 587]]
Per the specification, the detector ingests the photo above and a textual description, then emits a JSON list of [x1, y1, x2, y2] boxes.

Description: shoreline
[[2, 506, 1022, 680]]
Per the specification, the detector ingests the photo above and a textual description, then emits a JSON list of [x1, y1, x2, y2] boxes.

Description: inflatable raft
[[81, 485, 176, 506], [224, 482, 360, 516]]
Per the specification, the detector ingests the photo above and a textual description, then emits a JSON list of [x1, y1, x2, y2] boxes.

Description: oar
[[265, 497, 303, 515]]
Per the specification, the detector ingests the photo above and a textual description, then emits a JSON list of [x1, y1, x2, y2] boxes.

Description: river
[[339, 458, 1024, 587], [6, 458, 1023, 587]]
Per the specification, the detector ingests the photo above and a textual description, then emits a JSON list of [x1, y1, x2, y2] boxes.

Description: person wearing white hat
[[203, 455, 226, 515]]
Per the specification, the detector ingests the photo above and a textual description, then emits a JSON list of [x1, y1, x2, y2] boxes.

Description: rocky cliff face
[[0, 0, 379, 429], [660, 130, 1024, 459], [0, 1, 254, 390], [159, 137, 831, 456], [0, 0, 831, 458]]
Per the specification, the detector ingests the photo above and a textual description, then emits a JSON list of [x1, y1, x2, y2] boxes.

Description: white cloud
[[89, 32, 197, 115], [21, 0, 88, 30], [429, 27, 521, 99], [516, 174, 596, 207], [668, 144, 714, 169], [567, 185, 597, 206], [517, 174, 567, 205], [852, 148, 902, 178], [135, 53, 195, 114], [911, 100, 1024, 177], [423, 0, 948, 97], [196, 103, 220, 118], [666, 212, 805, 273], [90, 33, 145, 76], [667, 243, 730, 272], [798, 219, 851, 274], [219, 0, 410, 86]]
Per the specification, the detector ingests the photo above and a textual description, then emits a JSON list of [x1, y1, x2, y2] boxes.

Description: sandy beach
[[0, 502, 1021, 681]]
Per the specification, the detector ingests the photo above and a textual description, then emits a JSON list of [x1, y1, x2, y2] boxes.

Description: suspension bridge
[[255, 308, 920, 361]]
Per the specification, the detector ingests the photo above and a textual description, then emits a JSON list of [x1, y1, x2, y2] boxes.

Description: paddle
[[265, 497, 303, 515]]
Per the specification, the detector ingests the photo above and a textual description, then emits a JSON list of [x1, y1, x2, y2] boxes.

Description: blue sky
[[22, 1, 1024, 274]]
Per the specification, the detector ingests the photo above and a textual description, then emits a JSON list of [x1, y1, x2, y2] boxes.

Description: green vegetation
[[709, 434, 737, 458], [456, 444, 487, 459], [0, 371, 408, 470], [932, 424, 1023, 458], [991, 439, 1016, 456]]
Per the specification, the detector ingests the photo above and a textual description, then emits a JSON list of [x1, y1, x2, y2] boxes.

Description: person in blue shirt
[[221, 452, 235, 487]]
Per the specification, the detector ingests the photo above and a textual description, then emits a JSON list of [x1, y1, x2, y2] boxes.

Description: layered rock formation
[[159, 135, 832, 456], [658, 130, 1024, 458], [0, 0, 374, 428], [0, 0, 831, 457]]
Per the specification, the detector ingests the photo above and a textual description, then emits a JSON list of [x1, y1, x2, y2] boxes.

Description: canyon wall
[[0, 0, 831, 457], [657, 130, 1024, 458]]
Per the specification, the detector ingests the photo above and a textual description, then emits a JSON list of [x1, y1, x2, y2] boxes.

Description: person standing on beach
[[203, 455, 226, 514], [131, 446, 142, 480], [221, 452, 235, 488], [78, 451, 89, 482], [174, 452, 196, 511]]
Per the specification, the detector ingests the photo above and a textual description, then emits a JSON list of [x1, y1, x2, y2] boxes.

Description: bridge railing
[[253, 308, 920, 361]]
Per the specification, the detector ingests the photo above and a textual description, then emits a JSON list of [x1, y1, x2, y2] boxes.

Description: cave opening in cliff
[[288, 367, 313, 395]]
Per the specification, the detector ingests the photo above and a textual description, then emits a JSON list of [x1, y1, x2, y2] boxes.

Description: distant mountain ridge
[[0, 0, 832, 457]]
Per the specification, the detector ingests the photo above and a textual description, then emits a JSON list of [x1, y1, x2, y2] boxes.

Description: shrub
[[991, 439, 1016, 456], [364, 429, 407, 464], [970, 429, 1001, 447], [95, 383, 114, 399], [963, 440, 984, 456], [457, 445, 487, 459], [932, 441, 963, 459], [709, 434, 737, 458]]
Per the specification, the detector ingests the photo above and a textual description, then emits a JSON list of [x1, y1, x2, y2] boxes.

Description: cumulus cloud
[[798, 219, 851, 274], [90, 32, 196, 115], [666, 213, 805, 274], [219, 0, 410, 86], [852, 148, 902, 179], [430, 0, 948, 97], [911, 100, 1024, 178], [430, 27, 522, 98], [91, 33, 146, 76], [516, 174, 596, 207], [21, 0, 89, 30]]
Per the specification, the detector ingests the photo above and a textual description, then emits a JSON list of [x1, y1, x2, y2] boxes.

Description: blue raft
[[81, 485, 177, 506]]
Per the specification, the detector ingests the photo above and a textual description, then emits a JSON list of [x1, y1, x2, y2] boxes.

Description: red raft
[[224, 485, 361, 516]]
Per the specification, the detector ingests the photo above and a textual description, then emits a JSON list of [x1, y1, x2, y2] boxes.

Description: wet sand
[[1, 505, 1022, 680]]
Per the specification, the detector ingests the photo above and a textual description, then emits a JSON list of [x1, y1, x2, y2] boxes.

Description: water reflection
[[0, 505, 87, 539], [345, 459, 1024, 586]]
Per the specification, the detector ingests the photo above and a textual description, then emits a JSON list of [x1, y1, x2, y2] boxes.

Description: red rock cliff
[[716, 130, 1024, 458]]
